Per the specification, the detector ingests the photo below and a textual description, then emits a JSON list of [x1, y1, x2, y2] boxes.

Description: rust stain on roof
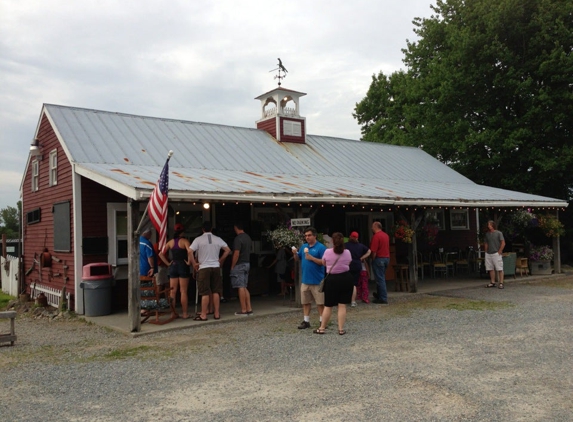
[[123, 157, 130, 163], [141, 181, 155, 186], [245, 172, 263, 177], [111, 168, 130, 175]]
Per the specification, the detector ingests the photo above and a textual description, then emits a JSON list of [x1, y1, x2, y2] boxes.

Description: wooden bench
[[0, 311, 17, 346]]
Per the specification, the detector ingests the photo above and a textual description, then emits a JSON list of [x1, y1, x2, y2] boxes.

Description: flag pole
[[135, 150, 173, 234]]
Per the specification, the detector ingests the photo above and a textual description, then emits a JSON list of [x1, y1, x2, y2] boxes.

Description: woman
[[314, 232, 354, 335], [159, 223, 191, 319]]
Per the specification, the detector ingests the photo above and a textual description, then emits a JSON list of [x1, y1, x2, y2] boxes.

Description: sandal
[[313, 328, 326, 335], [338, 330, 346, 336], [498, 284, 504, 289], [485, 283, 497, 288], [193, 315, 208, 321]]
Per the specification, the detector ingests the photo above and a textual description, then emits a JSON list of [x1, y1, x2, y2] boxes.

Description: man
[[139, 228, 156, 277], [231, 222, 253, 316], [484, 220, 506, 289], [370, 221, 390, 304], [189, 221, 231, 321], [345, 231, 371, 305], [292, 227, 326, 329]]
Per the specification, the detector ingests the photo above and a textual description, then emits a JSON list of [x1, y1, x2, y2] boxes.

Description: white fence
[[1, 255, 20, 297]]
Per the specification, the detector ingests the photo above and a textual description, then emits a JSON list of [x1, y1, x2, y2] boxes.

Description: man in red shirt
[[370, 221, 390, 304]]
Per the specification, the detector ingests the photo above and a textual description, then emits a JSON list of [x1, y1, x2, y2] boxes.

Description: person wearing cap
[[345, 231, 371, 305], [159, 223, 192, 319], [188, 221, 231, 321], [139, 228, 156, 277]]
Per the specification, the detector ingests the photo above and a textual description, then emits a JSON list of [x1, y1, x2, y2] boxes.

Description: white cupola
[[255, 87, 307, 144]]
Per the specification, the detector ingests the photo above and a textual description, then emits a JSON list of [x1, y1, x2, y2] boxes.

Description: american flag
[[149, 157, 170, 252]]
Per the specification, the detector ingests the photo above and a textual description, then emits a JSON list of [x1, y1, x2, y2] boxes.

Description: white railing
[[281, 106, 297, 116], [31, 283, 63, 308], [263, 107, 277, 118]]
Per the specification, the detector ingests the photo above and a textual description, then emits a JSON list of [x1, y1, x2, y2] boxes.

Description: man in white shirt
[[189, 221, 231, 321]]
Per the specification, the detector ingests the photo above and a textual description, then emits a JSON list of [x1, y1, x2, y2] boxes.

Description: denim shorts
[[230, 262, 250, 288]]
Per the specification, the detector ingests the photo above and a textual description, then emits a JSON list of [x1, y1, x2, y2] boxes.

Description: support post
[[128, 199, 141, 332]]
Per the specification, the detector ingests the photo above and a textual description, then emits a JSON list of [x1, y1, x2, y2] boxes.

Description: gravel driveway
[[1, 277, 572, 421]]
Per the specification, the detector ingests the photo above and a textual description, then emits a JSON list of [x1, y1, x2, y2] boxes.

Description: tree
[[0, 202, 21, 239], [354, 0, 573, 200]]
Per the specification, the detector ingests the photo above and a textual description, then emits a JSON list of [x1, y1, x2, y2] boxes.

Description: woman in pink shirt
[[314, 232, 353, 335]]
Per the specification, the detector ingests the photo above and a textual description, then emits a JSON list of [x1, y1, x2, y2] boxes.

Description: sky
[[0, 0, 435, 212]]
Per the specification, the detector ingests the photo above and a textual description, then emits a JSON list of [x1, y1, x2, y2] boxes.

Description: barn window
[[49, 149, 58, 186], [26, 208, 41, 225], [53, 201, 71, 252], [107, 203, 128, 265], [31, 160, 39, 191]]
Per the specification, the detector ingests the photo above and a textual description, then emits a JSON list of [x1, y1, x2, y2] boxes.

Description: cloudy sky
[[0, 0, 435, 211]]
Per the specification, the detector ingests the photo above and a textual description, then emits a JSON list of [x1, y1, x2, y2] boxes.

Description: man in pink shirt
[[370, 221, 390, 304]]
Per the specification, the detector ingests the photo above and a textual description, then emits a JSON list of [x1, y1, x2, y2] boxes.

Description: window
[[53, 201, 71, 251], [49, 149, 58, 186], [283, 120, 302, 136], [26, 208, 41, 225], [31, 160, 39, 191], [450, 209, 470, 230], [107, 203, 128, 265], [424, 209, 445, 230]]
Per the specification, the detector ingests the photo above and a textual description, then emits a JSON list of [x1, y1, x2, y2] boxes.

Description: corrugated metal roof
[[44, 104, 567, 207]]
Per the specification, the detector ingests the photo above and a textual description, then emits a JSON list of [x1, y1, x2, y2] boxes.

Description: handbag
[[318, 254, 342, 293]]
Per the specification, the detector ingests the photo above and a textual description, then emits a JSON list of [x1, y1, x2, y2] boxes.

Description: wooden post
[[408, 211, 421, 293], [128, 199, 141, 332]]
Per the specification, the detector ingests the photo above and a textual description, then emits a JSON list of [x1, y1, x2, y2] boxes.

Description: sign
[[290, 218, 311, 227]]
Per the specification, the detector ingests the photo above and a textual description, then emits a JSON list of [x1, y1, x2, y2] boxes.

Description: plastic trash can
[[80, 263, 114, 316]]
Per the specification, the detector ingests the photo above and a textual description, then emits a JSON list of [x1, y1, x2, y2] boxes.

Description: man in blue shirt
[[292, 227, 326, 329], [139, 228, 156, 277]]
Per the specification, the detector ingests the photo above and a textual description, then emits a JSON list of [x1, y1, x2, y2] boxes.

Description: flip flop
[[214, 315, 221, 320], [498, 284, 504, 289], [313, 328, 326, 334], [338, 330, 346, 336], [485, 283, 497, 288], [193, 315, 208, 321]]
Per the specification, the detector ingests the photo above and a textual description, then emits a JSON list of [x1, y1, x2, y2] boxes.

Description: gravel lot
[[1, 277, 572, 422]]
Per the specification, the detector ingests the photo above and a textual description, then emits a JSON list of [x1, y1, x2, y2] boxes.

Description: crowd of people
[[139, 220, 392, 335]]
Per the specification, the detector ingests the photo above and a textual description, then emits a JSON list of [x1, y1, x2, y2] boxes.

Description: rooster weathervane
[[269, 58, 288, 86]]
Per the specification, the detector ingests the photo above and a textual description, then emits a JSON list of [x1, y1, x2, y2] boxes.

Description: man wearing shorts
[[231, 222, 253, 316], [292, 227, 326, 329], [189, 221, 231, 321], [484, 220, 506, 289]]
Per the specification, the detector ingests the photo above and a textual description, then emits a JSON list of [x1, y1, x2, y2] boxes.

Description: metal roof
[[43, 104, 567, 207]]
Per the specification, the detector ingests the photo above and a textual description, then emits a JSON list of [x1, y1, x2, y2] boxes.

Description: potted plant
[[392, 220, 415, 243], [266, 224, 305, 248], [529, 245, 554, 275]]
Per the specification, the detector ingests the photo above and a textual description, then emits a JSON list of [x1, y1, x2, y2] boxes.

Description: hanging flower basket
[[266, 225, 305, 248], [392, 220, 415, 244]]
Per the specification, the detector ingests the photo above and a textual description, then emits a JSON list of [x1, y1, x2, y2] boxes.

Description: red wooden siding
[[22, 114, 75, 302], [256, 118, 277, 139]]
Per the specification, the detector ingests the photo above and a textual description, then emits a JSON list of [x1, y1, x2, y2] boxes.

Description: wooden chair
[[140, 276, 177, 325], [431, 252, 447, 278], [515, 257, 530, 277], [443, 251, 455, 277], [418, 252, 430, 280], [455, 250, 470, 274]]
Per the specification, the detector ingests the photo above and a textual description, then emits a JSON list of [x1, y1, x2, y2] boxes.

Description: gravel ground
[[1, 277, 572, 422]]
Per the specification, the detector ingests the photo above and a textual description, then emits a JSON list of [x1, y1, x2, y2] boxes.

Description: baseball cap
[[350, 231, 359, 238], [174, 223, 184, 232]]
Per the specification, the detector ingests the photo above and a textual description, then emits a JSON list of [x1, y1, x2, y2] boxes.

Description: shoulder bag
[[318, 254, 342, 293]]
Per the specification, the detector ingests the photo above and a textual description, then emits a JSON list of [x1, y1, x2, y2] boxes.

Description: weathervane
[[269, 58, 288, 86]]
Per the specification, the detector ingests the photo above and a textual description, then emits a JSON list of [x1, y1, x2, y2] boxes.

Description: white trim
[[75, 165, 139, 199], [450, 209, 470, 230], [72, 169, 83, 313], [107, 203, 128, 266], [31, 160, 39, 192], [49, 149, 58, 186]]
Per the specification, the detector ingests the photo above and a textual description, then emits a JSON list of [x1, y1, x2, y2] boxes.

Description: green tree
[[354, 0, 573, 200], [0, 202, 20, 239]]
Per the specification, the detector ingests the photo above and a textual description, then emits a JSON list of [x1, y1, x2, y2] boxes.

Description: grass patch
[[445, 300, 514, 311], [101, 345, 152, 360], [0, 292, 15, 310]]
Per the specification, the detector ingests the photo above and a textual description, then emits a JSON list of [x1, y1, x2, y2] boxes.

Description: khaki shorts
[[485, 253, 504, 272], [301, 283, 324, 306], [196, 267, 223, 296]]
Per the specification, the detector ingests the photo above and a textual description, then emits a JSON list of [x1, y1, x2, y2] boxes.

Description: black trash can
[[81, 263, 114, 316]]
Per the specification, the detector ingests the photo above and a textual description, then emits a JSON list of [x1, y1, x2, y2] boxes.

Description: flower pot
[[530, 260, 552, 276]]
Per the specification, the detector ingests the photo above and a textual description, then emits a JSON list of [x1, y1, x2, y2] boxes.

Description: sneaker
[[234, 311, 249, 316], [298, 320, 311, 329], [351, 301, 357, 307]]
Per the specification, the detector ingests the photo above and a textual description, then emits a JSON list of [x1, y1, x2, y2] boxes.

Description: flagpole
[[135, 150, 173, 234]]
